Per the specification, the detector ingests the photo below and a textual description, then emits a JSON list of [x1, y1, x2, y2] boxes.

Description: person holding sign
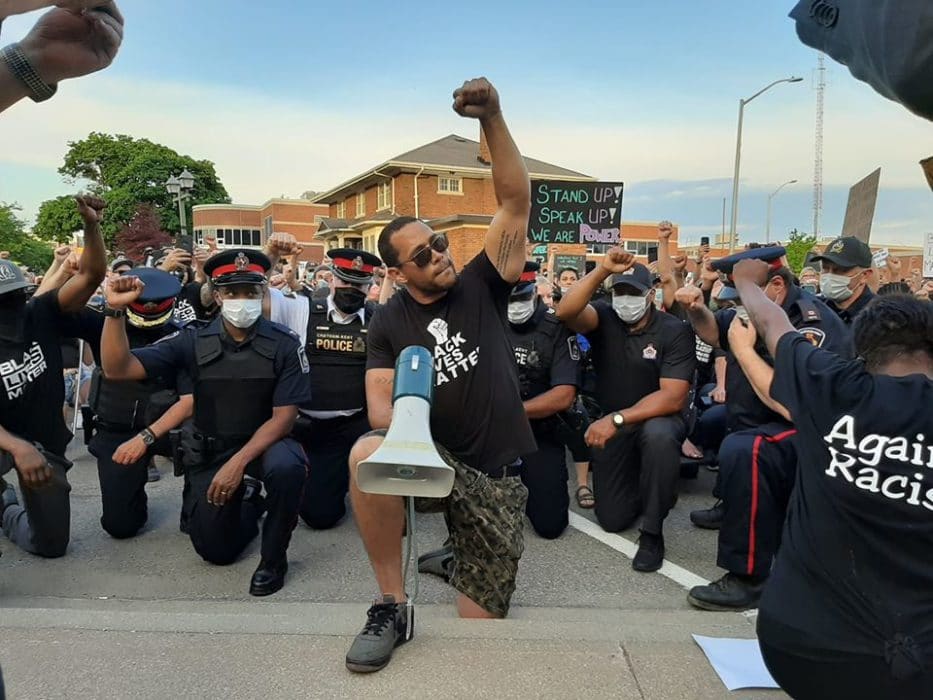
[[344, 77, 536, 673], [557, 249, 695, 572]]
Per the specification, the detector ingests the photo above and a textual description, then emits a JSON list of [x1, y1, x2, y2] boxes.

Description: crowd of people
[[2, 2, 933, 698]]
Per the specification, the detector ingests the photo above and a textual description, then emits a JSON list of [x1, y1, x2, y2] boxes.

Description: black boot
[[689, 500, 724, 530], [632, 532, 665, 572], [687, 572, 766, 611], [250, 558, 288, 597]]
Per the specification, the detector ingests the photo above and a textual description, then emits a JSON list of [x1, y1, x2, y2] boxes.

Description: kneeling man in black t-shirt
[[344, 78, 536, 674]]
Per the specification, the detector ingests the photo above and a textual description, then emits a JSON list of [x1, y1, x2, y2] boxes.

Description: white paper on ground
[[692, 635, 780, 691]]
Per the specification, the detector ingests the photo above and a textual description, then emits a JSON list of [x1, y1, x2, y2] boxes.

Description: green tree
[[0, 203, 53, 272], [783, 228, 818, 274], [46, 132, 230, 246], [33, 194, 84, 244]]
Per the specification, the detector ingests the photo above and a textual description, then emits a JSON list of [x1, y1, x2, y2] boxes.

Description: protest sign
[[529, 180, 624, 245]]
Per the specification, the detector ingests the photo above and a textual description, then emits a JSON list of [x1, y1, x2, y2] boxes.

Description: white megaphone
[[357, 345, 455, 499]]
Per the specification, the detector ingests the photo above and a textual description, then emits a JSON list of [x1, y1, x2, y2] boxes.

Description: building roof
[[312, 134, 594, 204]]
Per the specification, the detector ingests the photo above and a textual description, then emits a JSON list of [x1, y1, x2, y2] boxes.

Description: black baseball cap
[[611, 264, 653, 294], [0, 259, 37, 298], [110, 257, 135, 272], [810, 237, 873, 269]]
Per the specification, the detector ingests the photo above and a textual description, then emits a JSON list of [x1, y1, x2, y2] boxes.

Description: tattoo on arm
[[375, 376, 393, 385], [495, 229, 523, 271]]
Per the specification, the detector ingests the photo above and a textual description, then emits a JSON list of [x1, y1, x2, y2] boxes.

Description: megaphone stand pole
[[402, 496, 418, 639]]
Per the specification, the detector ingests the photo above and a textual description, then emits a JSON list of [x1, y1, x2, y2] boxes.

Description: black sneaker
[[417, 543, 454, 583], [345, 595, 413, 673], [632, 532, 665, 572], [690, 500, 724, 530], [687, 573, 766, 611]]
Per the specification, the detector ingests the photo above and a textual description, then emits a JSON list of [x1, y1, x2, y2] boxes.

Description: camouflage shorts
[[363, 430, 528, 618]]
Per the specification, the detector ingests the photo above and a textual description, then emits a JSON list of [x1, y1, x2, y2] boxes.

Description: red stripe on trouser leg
[[746, 429, 797, 576], [747, 435, 764, 576]]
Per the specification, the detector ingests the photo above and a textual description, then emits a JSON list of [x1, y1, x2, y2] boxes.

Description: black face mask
[[333, 287, 367, 315], [0, 292, 29, 338]]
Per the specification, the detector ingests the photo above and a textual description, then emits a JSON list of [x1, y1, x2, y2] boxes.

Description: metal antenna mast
[[813, 54, 826, 238]]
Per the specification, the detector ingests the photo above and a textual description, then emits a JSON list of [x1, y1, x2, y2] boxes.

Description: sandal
[[575, 485, 595, 509]]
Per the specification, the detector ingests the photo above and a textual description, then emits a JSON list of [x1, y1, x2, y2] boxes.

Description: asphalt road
[[0, 441, 788, 700]]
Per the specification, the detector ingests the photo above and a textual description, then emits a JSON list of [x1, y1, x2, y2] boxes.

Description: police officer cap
[[511, 261, 540, 297], [611, 263, 653, 294], [712, 246, 787, 283], [328, 248, 382, 284], [0, 259, 36, 298], [123, 267, 182, 328], [110, 257, 135, 273], [204, 248, 271, 287], [809, 236, 873, 270]]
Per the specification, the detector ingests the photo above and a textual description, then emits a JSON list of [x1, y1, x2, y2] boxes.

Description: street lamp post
[[165, 168, 195, 242], [766, 179, 798, 244], [728, 77, 803, 252]]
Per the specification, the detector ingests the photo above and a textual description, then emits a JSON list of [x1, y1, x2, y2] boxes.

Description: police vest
[[88, 324, 179, 431], [506, 311, 562, 401], [304, 302, 371, 411], [193, 331, 276, 439]]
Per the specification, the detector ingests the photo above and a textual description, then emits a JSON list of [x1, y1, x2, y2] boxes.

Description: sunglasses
[[402, 234, 449, 268]]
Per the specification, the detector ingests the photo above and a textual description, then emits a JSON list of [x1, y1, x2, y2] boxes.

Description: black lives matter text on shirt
[[366, 252, 536, 473], [759, 333, 933, 661], [586, 303, 696, 414], [0, 293, 100, 456]]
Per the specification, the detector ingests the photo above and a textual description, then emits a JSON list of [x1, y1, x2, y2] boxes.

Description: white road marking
[[568, 511, 709, 591]]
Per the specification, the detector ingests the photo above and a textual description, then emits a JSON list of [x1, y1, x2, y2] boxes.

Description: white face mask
[[507, 299, 536, 325], [221, 299, 262, 329], [612, 294, 649, 324], [820, 272, 855, 302]]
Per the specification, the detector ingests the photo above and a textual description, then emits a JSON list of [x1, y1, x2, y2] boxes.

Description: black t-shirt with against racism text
[[586, 303, 696, 415], [0, 292, 102, 456], [758, 333, 933, 667], [366, 252, 536, 473]]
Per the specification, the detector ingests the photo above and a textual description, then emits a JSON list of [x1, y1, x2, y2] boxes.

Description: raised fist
[[658, 220, 674, 240], [159, 248, 191, 272], [265, 232, 300, 257], [674, 284, 705, 311], [105, 274, 144, 310], [672, 254, 687, 273], [732, 258, 770, 287], [53, 244, 72, 263], [452, 78, 501, 121], [700, 256, 719, 283], [601, 247, 636, 274], [75, 194, 106, 225]]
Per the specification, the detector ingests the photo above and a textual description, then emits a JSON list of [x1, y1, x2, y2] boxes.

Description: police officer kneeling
[[86, 268, 193, 539], [506, 261, 578, 539], [100, 249, 311, 596]]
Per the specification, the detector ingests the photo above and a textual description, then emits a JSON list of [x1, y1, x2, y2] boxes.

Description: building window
[[263, 216, 273, 238], [623, 241, 659, 257], [346, 238, 363, 250], [356, 192, 366, 218], [337, 201, 346, 219], [377, 182, 392, 210], [214, 228, 262, 248], [438, 176, 462, 194]]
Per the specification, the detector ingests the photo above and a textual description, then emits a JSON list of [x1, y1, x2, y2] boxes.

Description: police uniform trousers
[[716, 423, 797, 578], [0, 448, 71, 558], [88, 430, 149, 539], [591, 415, 684, 535], [522, 429, 569, 540], [298, 412, 370, 530], [187, 438, 307, 565]]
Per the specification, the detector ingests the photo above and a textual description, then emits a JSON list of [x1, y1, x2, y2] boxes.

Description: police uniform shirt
[[367, 251, 536, 474], [758, 332, 933, 666], [505, 305, 579, 402], [716, 286, 853, 432], [825, 287, 875, 326], [587, 303, 696, 415], [131, 316, 309, 409], [0, 292, 102, 456], [269, 287, 367, 346]]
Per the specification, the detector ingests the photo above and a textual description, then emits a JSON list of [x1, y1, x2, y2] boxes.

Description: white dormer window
[[438, 176, 462, 194], [356, 192, 366, 217]]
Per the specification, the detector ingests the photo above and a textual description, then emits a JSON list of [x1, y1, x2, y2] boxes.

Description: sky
[[1, 0, 931, 247]]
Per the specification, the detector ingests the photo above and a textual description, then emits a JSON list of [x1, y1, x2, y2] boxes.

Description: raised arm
[[732, 259, 796, 358], [100, 275, 149, 381], [58, 195, 106, 312], [556, 247, 636, 334], [453, 78, 530, 284], [675, 284, 720, 348], [727, 316, 791, 421]]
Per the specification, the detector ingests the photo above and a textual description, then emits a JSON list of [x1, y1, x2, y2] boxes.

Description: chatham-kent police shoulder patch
[[567, 336, 581, 361], [799, 327, 827, 348]]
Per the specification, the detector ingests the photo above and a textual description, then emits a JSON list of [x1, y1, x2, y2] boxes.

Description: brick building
[[191, 198, 329, 265]]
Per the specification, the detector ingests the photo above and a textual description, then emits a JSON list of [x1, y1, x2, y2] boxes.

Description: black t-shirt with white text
[[0, 293, 101, 456], [759, 333, 933, 666], [366, 252, 536, 473], [587, 304, 696, 414]]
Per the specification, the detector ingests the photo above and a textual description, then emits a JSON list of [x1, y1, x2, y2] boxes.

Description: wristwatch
[[612, 412, 625, 429], [138, 428, 156, 447], [103, 306, 126, 318], [0, 43, 57, 103]]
